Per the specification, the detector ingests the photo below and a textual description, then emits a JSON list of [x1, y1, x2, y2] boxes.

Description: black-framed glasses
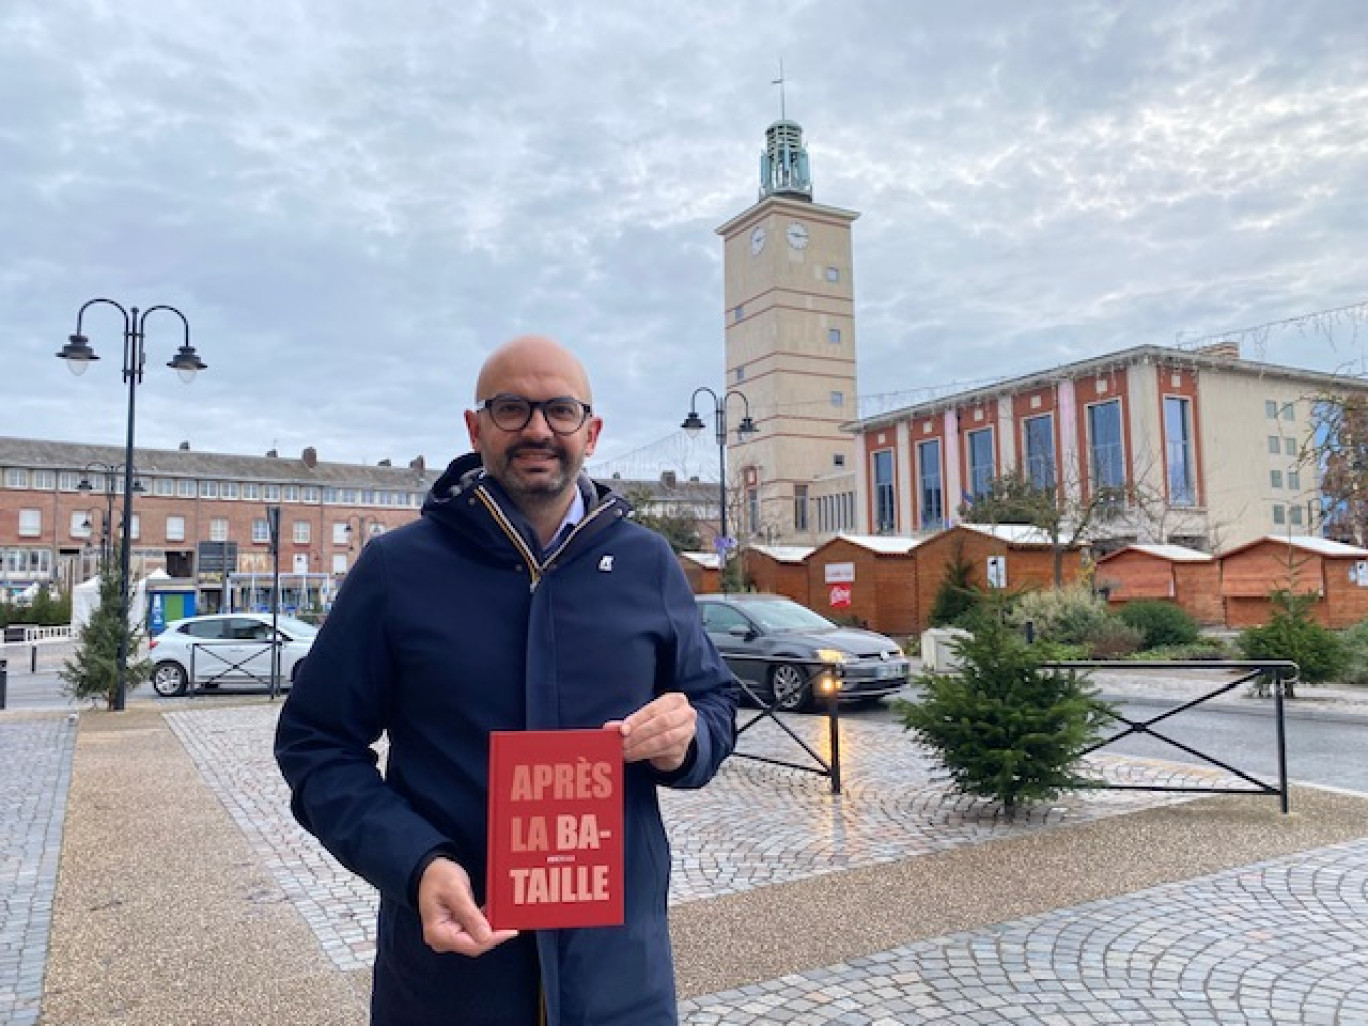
[[475, 394, 593, 435]]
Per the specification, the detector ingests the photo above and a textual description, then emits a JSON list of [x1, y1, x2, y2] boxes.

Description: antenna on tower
[[772, 59, 786, 122]]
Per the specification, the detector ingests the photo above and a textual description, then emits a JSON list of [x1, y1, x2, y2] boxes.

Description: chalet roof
[[747, 544, 815, 564], [830, 533, 927, 555], [1221, 534, 1368, 559], [956, 523, 1057, 547], [679, 551, 721, 570], [1100, 543, 1214, 564]]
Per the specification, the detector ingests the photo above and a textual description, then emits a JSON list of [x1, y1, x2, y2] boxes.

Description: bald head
[[475, 335, 593, 405]]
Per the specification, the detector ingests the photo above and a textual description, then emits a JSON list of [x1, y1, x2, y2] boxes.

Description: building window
[[1266, 400, 1279, 419], [323, 488, 338, 503], [332, 553, 348, 574], [828, 328, 841, 344], [1087, 399, 1125, 491], [1272, 504, 1286, 525], [293, 521, 310, 544], [166, 516, 186, 542], [1164, 396, 1196, 507], [825, 267, 840, 282], [332, 522, 349, 545], [967, 427, 994, 498], [154, 478, 175, 497], [264, 484, 281, 501], [129, 514, 140, 541], [1290, 505, 1304, 527], [177, 479, 197, 498], [1268, 436, 1281, 454], [1022, 414, 1056, 491], [244, 483, 261, 500], [58, 471, 81, 491], [70, 512, 93, 539], [199, 480, 219, 499], [1288, 469, 1301, 490], [734, 366, 744, 383], [341, 489, 358, 503], [1270, 469, 1283, 489], [18, 509, 40, 537], [833, 453, 846, 468], [1282, 403, 1295, 421], [830, 391, 844, 407], [5, 468, 29, 488], [284, 485, 299, 502], [362, 490, 377, 505], [733, 305, 743, 323], [1284, 437, 1297, 456], [222, 482, 239, 500], [794, 484, 809, 531], [252, 518, 270, 543], [33, 470, 56, 490], [746, 487, 759, 535], [917, 438, 944, 530], [209, 518, 229, 542], [302, 487, 321, 503], [872, 450, 896, 533]]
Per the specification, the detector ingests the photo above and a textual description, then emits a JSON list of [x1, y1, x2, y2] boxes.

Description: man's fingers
[[418, 857, 518, 956]]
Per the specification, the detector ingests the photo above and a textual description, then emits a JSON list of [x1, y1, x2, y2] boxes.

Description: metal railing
[[730, 654, 846, 795], [1048, 660, 1298, 814], [187, 640, 285, 699]]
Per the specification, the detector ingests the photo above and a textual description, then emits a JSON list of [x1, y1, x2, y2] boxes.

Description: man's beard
[[494, 441, 581, 505]]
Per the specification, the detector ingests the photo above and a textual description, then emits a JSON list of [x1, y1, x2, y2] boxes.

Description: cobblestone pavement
[[165, 704, 1241, 975], [678, 837, 1368, 1024], [0, 717, 76, 1026]]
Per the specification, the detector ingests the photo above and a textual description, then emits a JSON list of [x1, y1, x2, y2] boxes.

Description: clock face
[[786, 221, 809, 249], [750, 225, 766, 255]]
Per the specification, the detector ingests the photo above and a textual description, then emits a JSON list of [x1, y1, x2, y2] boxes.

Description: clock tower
[[715, 117, 860, 544]]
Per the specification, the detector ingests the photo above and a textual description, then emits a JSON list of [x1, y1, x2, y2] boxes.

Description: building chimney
[[661, 470, 678, 488], [378, 458, 392, 467], [1197, 341, 1240, 359], [178, 441, 191, 451], [266, 448, 278, 458], [409, 455, 426, 472], [302, 447, 317, 468]]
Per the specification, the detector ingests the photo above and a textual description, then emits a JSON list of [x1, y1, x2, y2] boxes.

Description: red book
[[486, 728, 626, 931]]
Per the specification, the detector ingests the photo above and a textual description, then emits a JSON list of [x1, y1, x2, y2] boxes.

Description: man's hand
[[417, 857, 518, 956], [606, 692, 697, 772]]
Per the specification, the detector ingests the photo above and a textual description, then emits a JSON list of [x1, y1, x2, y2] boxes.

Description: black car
[[696, 593, 911, 711]]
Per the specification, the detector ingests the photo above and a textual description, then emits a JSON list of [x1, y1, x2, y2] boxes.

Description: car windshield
[[741, 600, 836, 632], [274, 616, 319, 638]]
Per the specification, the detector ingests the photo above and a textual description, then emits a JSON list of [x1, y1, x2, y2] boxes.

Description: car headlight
[[814, 648, 852, 665]]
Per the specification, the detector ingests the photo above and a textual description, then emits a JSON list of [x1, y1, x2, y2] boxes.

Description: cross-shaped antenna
[[772, 58, 786, 121]]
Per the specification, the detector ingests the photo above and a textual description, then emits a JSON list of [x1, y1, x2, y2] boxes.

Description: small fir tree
[[60, 565, 153, 709], [928, 545, 981, 627], [894, 611, 1113, 817], [1238, 589, 1347, 695]]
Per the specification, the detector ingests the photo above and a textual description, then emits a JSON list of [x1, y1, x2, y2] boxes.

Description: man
[[275, 335, 739, 1025]]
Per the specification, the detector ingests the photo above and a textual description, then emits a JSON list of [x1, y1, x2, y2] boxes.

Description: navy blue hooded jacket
[[275, 454, 739, 1025]]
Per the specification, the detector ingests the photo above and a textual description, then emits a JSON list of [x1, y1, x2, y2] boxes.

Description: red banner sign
[[829, 583, 852, 609]]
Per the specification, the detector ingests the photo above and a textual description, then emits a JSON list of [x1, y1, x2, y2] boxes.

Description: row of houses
[[680, 525, 1368, 638]]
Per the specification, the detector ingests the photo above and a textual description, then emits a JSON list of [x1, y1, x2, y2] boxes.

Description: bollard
[[0, 658, 7, 710], [31, 644, 38, 673], [1024, 619, 1035, 644]]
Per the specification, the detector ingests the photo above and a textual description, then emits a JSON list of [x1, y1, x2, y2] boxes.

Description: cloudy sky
[[3, 0, 1366, 482]]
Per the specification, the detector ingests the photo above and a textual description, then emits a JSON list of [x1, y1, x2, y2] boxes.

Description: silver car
[[148, 613, 318, 696], [696, 594, 911, 712]]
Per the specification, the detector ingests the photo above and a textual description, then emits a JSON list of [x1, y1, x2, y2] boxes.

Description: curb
[[1099, 691, 1368, 725]]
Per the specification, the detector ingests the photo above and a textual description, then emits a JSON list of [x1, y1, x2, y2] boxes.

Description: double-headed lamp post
[[57, 299, 208, 711], [681, 387, 757, 590], [77, 460, 143, 570]]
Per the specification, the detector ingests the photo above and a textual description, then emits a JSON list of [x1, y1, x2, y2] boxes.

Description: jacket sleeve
[[273, 538, 451, 906], [650, 539, 739, 790]]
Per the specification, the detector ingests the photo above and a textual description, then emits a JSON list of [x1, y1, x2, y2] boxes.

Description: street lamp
[[57, 299, 207, 710], [681, 387, 757, 590], [77, 461, 144, 570]]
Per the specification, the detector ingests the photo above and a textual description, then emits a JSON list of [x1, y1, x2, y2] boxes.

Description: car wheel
[[152, 662, 188, 697], [769, 663, 811, 712]]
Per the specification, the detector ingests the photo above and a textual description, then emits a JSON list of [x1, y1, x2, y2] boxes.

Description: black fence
[[730, 654, 846, 795], [1047, 660, 1298, 814], [187, 640, 286, 699]]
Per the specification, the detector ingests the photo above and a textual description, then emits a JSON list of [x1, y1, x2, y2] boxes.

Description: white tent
[[70, 571, 165, 630]]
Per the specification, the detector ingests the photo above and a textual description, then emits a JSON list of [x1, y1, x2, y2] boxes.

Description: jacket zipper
[[474, 487, 617, 593]]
